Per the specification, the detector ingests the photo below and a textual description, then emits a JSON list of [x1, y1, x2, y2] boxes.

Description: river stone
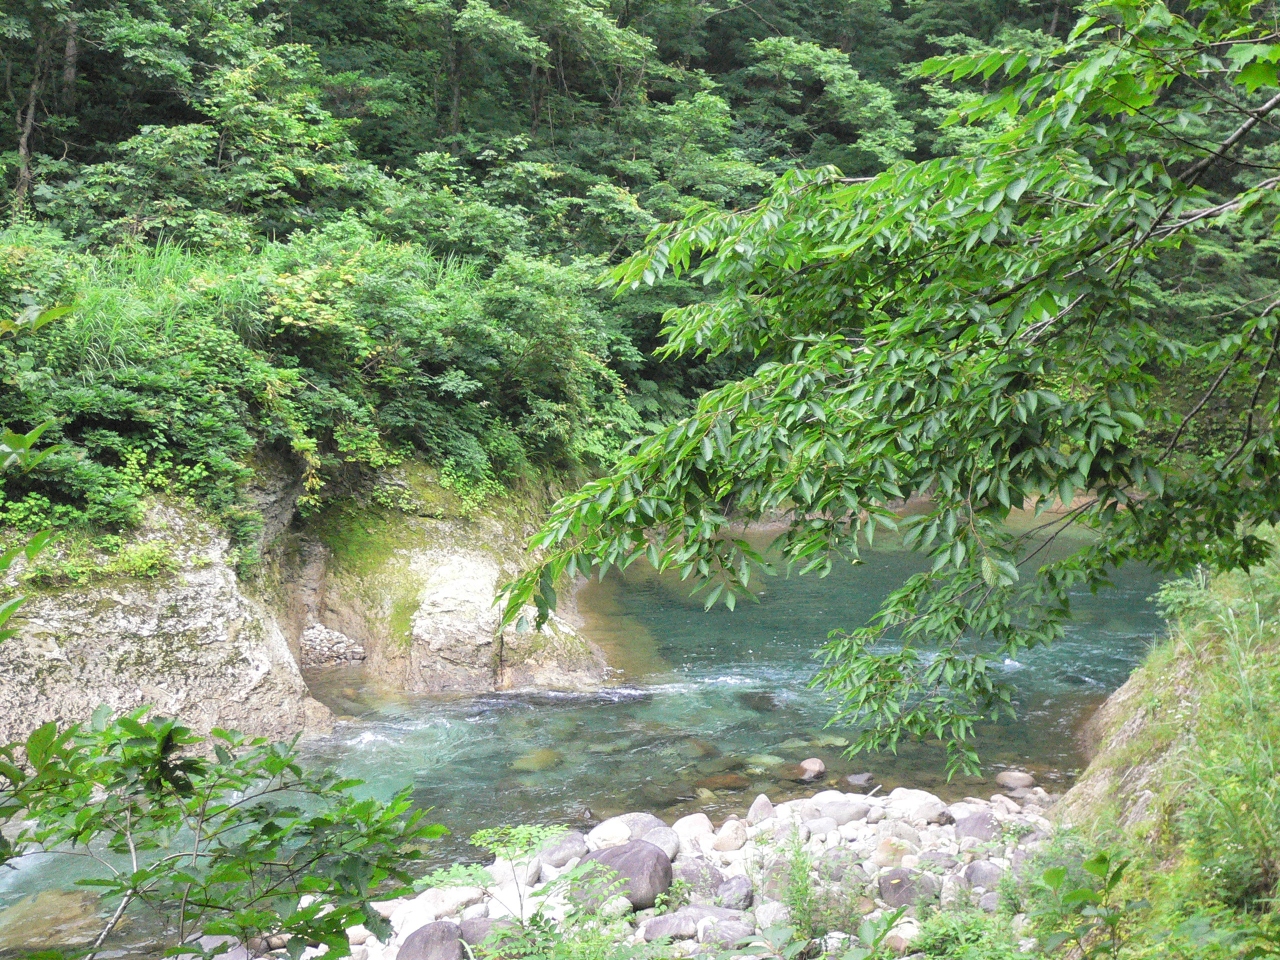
[[717, 875, 754, 910], [539, 830, 589, 867], [963, 860, 1005, 889], [645, 826, 681, 860], [995, 770, 1036, 789], [713, 819, 747, 851], [696, 773, 751, 791], [746, 794, 774, 825], [877, 869, 941, 909], [587, 817, 633, 850], [641, 913, 698, 942], [756, 902, 790, 929], [979, 891, 1001, 912], [817, 799, 869, 825], [621, 812, 668, 839], [816, 848, 866, 885], [801, 758, 826, 779], [805, 816, 838, 838], [399, 921, 462, 960], [919, 850, 958, 871], [674, 858, 725, 903], [673, 813, 714, 840], [699, 918, 754, 947], [871, 836, 917, 868], [845, 773, 877, 789], [511, 749, 563, 772], [459, 918, 510, 946], [888, 788, 949, 824], [581, 840, 672, 909], [955, 811, 1000, 842]]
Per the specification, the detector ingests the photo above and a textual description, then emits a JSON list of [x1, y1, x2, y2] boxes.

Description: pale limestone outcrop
[[0, 503, 331, 744]]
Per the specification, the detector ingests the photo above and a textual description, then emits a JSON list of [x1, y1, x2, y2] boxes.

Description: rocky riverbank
[[0, 463, 610, 745], [349, 768, 1057, 960]]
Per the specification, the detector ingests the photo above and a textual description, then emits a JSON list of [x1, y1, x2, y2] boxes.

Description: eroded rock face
[[311, 472, 609, 695], [0, 504, 331, 744]]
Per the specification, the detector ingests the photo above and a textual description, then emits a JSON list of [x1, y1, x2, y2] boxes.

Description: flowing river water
[[0, 523, 1166, 952], [303, 525, 1165, 863]]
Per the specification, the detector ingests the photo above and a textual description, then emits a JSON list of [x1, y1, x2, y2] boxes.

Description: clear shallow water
[[301, 528, 1166, 864], [0, 524, 1166, 950]]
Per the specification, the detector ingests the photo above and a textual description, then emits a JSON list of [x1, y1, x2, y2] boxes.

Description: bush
[[0, 222, 643, 538], [913, 909, 1019, 960]]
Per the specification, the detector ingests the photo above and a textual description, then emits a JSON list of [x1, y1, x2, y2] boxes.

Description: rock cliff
[[0, 502, 332, 744], [0, 462, 608, 745]]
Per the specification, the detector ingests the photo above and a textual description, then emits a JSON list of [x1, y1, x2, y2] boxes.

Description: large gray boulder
[[399, 921, 463, 960], [673, 858, 725, 903], [963, 860, 1005, 889], [538, 830, 589, 867], [717, 875, 754, 910], [581, 839, 672, 909], [955, 810, 1000, 842], [640, 913, 698, 942], [877, 869, 941, 909]]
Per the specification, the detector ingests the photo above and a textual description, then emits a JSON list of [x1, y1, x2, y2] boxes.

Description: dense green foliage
[[503, 0, 1280, 774], [0, 711, 442, 958], [2, 0, 1088, 540]]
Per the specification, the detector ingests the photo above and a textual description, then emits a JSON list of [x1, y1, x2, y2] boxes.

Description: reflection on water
[[303, 527, 1165, 864]]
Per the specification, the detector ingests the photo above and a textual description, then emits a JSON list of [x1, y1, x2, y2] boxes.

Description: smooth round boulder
[[587, 817, 633, 851], [817, 798, 869, 826], [673, 858, 725, 903], [955, 810, 1000, 842], [877, 869, 941, 909], [716, 874, 754, 910], [645, 826, 681, 860], [672, 813, 714, 840], [963, 860, 1006, 889], [620, 812, 668, 840], [581, 839, 672, 909], [712, 819, 747, 852], [641, 913, 698, 942], [746, 794, 774, 825], [538, 830, 589, 867], [995, 770, 1036, 790], [699, 919, 754, 947], [399, 921, 463, 960]]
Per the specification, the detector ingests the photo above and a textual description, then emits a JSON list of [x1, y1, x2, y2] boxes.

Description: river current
[[302, 526, 1165, 864], [0, 524, 1165, 951]]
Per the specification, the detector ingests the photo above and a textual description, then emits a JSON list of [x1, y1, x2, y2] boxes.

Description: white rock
[[488, 857, 540, 887], [587, 817, 633, 851], [756, 901, 791, 929], [348, 925, 373, 946], [600, 895, 634, 919], [673, 813, 715, 840], [839, 821, 863, 841], [461, 903, 487, 921], [888, 787, 948, 824], [866, 806, 886, 824], [811, 790, 847, 804], [646, 826, 681, 859], [713, 819, 747, 851], [747, 794, 774, 825]]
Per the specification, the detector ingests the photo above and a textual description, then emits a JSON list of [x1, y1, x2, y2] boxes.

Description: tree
[[502, 0, 1280, 774], [0, 711, 442, 958]]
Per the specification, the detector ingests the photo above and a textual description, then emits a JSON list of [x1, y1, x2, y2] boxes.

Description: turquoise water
[[302, 531, 1165, 864], [0, 527, 1166, 950]]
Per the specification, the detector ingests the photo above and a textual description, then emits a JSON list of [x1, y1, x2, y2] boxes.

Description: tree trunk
[[13, 38, 46, 216], [62, 15, 79, 109]]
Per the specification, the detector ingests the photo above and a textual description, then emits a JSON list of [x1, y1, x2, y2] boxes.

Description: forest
[[2, 0, 1104, 544], [6, 0, 1280, 958]]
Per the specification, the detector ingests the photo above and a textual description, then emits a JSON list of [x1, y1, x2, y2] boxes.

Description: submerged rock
[[511, 749, 563, 772]]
